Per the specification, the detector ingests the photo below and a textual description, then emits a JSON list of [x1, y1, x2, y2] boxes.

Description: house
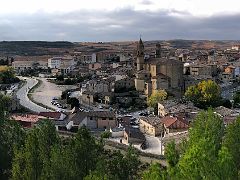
[[225, 65, 235, 75], [51, 68, 60, 76], [39, 112, 66, 120], [12, 60, 48, 73], [48, 56, 75, 69], [77, 52, 97, 64], [85, 79, 112, 93], [81, 91, 95, 105], [48, 57, 62, 69], [66, 110, 116, 130], [98, 92, 114, 105], [38, 112, 67, 131], [158, 100, 199, 118], [110, 127, 125, 138], [114, 77, 135, 92], [123, 127, 146, 148], [161, 116, 189, 134], [188, 64, 217, 77], [139, 116, 164, 137], [88, 63, 102, 70], [11, 114, 40, 128]]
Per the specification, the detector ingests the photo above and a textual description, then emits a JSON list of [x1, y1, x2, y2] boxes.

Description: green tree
[[0, 68, 19, 84], [67, 97, 80, 108], [47, 144, 76, 180], [233, 91, 240, 108], [11, 120, 60, 180], [223, 117, 240, 170], [0, 95, 25, 180], [123, 145, 141, 180], [165, 141, 179, 168], [69, 126, 103, 179], [91, 145, 141, 180], [55, 75, 64, 81], [147, 90, 167, 110], [217, 146, 237, 179], [177, 110, 225, 179], [185, 80, 221, 108], [142, 163, 167, 180]]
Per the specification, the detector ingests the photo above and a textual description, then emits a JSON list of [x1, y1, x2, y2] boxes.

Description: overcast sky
[[0, 0, 240, 41]]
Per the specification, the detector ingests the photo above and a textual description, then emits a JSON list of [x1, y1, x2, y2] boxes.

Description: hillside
[[0, 41, 76, 56]]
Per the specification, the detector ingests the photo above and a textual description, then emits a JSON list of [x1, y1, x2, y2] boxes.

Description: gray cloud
[[0, 9, 240, 41], [140, 0, 154, 5]]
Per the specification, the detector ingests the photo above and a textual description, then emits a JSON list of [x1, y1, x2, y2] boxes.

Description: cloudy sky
[[0, 0, 240, 41]]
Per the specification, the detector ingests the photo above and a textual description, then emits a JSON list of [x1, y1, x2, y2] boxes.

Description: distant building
[[66, 110, 117, 130], [11, 114, 40, 128], [161, 116, 189, 134], [139, 116, 164, 137], [12, 60, 48, 73], [48, 56, 75, 75], [134, 39, 184, 97]]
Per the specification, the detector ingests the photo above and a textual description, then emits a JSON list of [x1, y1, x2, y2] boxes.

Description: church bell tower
[[155, 43, 161, 58], [136, 38, 145, 71]]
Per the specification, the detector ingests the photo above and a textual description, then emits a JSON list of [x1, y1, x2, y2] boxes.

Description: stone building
[[134, 39, 183, 96], [139, 116, 164, 137]]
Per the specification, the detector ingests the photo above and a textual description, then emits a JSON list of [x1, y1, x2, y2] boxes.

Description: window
[[90, 117, 93, 120], [109, 118, 113, 120], [102, 118, 106, 120]]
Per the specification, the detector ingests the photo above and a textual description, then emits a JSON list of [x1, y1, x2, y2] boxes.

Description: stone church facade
[[134, 38, 184, 97]]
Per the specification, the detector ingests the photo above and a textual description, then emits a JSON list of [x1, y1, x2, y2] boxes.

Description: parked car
[[52, 97, 58, 101], [62, 106, 67, 109]]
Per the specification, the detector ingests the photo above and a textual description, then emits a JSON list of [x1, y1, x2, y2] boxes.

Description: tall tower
[[155, 43, 161, 58], [137, 38, 145, 71]]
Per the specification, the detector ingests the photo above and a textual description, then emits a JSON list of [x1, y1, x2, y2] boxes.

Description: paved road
[[16, 77, 52, 113], [143, 135, 164, 155], [32, 78, 78, 112]]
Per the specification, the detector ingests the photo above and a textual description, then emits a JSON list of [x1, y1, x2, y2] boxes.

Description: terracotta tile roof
[[39, 112, 62, 119], [161, 116, 189, 129], [161, 116, 177, 128], [11, 114, 39, 123]]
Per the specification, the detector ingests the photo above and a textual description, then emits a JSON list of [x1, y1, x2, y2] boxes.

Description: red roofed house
[[39, 112, 66, 120], [11, 114, 40, 128], [161, 115, 189, 134]]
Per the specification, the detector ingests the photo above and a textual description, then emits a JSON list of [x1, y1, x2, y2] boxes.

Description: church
[[134, 38, 184, 97]]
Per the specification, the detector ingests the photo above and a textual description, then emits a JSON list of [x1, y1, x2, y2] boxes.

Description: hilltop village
[[1, 39, 240, 179]]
